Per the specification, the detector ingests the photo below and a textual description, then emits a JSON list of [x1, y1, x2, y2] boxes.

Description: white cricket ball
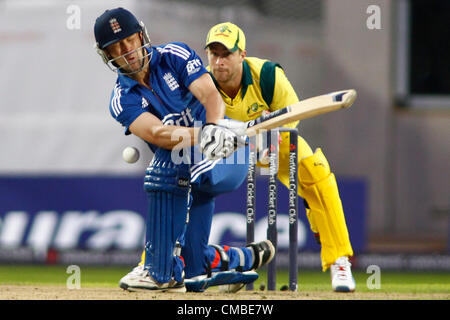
[[122, 146, 140, 163]]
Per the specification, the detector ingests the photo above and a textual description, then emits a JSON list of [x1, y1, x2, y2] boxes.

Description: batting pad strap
[[144, 166, 191, 196], [173, 241, 182, 257], [144, 146, 191, 195], [231, 247, 246, 272], [209, 244, 229, 271]]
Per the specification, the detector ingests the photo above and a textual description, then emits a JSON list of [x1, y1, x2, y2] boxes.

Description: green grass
[[0, 265, 130, 288], [257, 269, 450, 294], [0, 265, 449, 294]]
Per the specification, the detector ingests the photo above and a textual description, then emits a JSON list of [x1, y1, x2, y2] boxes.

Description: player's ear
[[240, 49, 247, 61]]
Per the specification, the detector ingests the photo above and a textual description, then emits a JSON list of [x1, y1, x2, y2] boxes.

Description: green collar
[[241, 59, 253, 98]]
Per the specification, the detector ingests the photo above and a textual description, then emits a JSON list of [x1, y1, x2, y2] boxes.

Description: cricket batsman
[[204, 22, 356, 292], [94, 9, 275, 292]]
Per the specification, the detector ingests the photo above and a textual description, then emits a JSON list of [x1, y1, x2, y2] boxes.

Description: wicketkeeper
[[204, 22, 356, 292]]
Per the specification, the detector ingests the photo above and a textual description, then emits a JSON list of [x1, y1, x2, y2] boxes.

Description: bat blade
[[245, 89, 356, 136]]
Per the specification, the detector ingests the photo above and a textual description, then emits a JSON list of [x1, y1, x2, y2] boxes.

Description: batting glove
[[217, 118, 249, 136], [199, 123, 247, 160]]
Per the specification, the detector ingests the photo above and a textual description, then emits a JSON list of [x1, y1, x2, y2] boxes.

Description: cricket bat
[[245, 89, 357, 136]]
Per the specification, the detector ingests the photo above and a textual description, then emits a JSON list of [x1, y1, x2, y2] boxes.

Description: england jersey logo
[[109, 18, 122, 34], [163, 73, 180, 91]]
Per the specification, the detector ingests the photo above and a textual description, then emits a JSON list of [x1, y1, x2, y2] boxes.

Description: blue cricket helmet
[[94, 7, 152, 74], [94, 7, 143, 49]]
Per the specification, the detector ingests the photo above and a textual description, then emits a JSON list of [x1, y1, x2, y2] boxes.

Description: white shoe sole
[[119, 281, 186, 293], [333, 285, 355, 293], [332, 279, 356, 293]]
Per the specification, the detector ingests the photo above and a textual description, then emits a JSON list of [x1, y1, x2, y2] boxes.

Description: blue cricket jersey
[[108, 42, 208, 153]]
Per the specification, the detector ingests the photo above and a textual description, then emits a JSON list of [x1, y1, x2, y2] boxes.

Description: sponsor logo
[[0, 176, 366, 256], [141, 97, 149, 108], [161, 107, 195, 127], [0, 210, 145, 251], [177, 177, 189, 188], [314, 162, 326, 167], [186, 59, 202, 75], [247, 119, 255, 128]]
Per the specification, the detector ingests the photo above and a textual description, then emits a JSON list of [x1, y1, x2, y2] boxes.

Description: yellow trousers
[[274, 132, 353, 271]]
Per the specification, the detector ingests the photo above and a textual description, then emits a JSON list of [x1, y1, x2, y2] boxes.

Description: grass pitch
[[0, 265, 448, 299]]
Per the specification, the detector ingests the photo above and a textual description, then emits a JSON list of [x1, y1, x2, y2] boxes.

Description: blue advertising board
[[0, 176, 366, 258], [211, 176, 366, 253]]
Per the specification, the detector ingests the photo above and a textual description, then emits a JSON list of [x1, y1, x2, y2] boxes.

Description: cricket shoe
[[330, 256, 355, 292], [119, 265, 186, 293], [216, 240, 275, 293], [247, 240, 276, 270]]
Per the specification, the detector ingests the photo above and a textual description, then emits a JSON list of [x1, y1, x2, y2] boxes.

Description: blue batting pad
[[144, 148, 191, 284]]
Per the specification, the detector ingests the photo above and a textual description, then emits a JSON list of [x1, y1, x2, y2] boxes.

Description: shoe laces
[[332, 257, 351, 280], [130, 265, 148, 276]]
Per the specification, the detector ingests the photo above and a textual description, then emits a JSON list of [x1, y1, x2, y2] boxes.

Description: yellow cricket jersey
[[208, 57, 300, 130]]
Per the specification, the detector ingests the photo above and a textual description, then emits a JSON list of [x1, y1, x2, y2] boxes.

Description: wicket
[[246, 128, 299, 291]]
